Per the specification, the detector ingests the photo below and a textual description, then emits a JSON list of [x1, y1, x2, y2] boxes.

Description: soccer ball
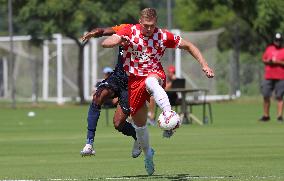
[[27, 111, 35, 117], [158, 110, 181, 130]]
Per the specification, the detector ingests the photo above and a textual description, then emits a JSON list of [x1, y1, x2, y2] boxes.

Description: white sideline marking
[[0, 175, 282, 181]]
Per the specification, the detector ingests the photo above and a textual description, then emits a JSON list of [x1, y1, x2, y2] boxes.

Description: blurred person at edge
[[147, 65, 177, 125], [260, 33, 284, 122]]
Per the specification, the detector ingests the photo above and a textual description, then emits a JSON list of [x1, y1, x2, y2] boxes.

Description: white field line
[[0, 175, 282, 181]]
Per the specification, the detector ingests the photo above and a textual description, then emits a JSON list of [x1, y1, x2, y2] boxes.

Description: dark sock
[[117, 121, 137, 140], [86, 102, 101, 144]]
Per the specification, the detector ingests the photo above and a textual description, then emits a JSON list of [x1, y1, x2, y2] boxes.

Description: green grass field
[[0, 98, 284, 180]]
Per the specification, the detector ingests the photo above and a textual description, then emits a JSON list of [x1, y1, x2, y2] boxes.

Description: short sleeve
[[115, 24, 132, 40], [112, 24, 129, 33], [163, 30, 181, 48]]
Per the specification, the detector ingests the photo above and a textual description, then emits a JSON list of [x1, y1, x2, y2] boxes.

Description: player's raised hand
[[202, 66, 214, 78], [80, 28, 104, 42]]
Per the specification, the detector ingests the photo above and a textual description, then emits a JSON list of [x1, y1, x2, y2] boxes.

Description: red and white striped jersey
[[115, 24, 181, 76]]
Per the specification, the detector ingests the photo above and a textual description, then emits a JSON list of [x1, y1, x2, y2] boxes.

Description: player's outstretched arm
[[80, 27, 115, 42], [101, 34, 122, 48], [179, 39, 214, 78]]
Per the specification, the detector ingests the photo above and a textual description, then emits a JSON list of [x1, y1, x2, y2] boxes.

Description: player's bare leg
[[260, 97, 270, 121], [277, 98, 283, 121]]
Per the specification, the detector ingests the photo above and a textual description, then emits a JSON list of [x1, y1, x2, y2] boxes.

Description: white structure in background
[[0, 35, 32, 99], [0, 33, 183, 105], [40, 32, 188, 103], [42, 34, 64, 104], [0, 29, 236, 104], [0, 57, 8, 97], [171, 29, 182, 78], [91, 39, 98, 90], [0, 34, 98, 104], [42, 40, 49, 100], [41, 34, 98, 104]]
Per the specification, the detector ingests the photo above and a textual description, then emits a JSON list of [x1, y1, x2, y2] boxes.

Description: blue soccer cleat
[[144, 148, 155, 176]]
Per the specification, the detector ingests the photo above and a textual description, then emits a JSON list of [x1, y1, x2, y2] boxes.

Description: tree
[[173, 0, 284, 95], [12, 0, 142, 104], [224, 0, 284, 94], [174, 0, 284, 53], [174, 0, 235, 31], [0, 0, 9, 36]]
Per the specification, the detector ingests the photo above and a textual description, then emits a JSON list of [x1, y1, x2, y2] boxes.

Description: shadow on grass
[[121, 173, 192, 180], [88, 173, 235, 180]]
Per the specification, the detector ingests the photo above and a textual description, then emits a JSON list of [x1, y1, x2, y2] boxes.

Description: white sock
[[133, 124, 151, 156], [145, 76, 171, 112], [84, 144, 92, 150]]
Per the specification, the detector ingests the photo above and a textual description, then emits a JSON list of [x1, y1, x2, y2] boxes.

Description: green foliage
[[142, 0, 168, 27], [5, 0, 143, 103], [215, 50, 264, 96], [254, 0, 284, 42], [215, 51, 230, 94], [2, 0, 284, 97], [218, 17, 265, 54], [0, 0, 8, 35], [174, 0, 284, 52], [173, 0, 284, 96], [239, 52, 263, 95], [13, 0, 142, 41], [174, 0, 234, 31]]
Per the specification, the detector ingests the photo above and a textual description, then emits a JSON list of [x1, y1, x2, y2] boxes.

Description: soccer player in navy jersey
[[80, 25, 142, 158]]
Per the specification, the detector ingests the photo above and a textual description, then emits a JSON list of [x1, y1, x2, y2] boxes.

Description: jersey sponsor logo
[[132, 50, 154, 61]]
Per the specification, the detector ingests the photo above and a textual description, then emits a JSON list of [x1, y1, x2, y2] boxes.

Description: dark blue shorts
[[261, 79, 284, 99], [97, 73, 130, 115]]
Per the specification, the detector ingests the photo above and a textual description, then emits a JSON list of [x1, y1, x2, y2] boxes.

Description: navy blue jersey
[[96, 46, 129, 114], [112, 46, 128, 88]]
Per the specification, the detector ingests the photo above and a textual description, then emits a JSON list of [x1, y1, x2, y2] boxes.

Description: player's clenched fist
[[202, 66, 214, 78]]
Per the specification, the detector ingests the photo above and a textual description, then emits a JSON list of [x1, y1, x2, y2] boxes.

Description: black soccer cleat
[[259, 116, 270, 122]]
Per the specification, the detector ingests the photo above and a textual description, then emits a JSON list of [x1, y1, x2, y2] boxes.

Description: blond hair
[[140, 8, 157, 20]]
